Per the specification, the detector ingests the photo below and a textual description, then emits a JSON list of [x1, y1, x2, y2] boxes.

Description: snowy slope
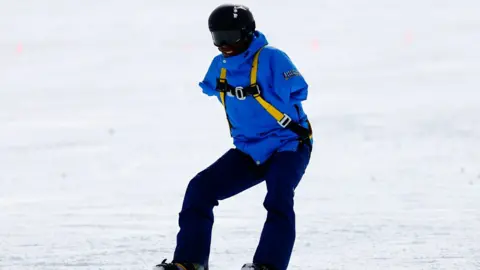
[[1, 1, 479, 269]]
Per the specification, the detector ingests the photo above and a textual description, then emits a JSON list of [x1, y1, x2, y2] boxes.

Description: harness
[[215, 47, 313, 143]]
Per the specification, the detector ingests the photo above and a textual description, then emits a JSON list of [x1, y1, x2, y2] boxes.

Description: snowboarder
[[154, 3, 313, 270]]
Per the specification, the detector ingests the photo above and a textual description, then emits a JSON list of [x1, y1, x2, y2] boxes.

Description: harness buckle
[[254, 84, 261, 96], [235, 86, 246, 100], [278, 114, 292, 128]]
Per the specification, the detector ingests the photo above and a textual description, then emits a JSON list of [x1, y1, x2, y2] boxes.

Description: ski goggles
[[211, 30, 242, 47]]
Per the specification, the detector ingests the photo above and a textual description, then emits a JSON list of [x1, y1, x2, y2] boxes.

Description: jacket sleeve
[[198, 57, 220, 97], [270, 49, 308, 104]]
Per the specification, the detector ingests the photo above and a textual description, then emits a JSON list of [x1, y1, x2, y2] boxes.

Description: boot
[[153, 259, 204, 270], [241, 263, 272, 270]]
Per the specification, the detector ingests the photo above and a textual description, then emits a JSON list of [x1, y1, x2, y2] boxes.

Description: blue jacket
[[199, 31, 311, 164]]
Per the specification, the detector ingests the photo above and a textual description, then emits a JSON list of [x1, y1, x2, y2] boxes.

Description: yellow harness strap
[[219, 68, 227, 108], [218, 47, 312, 140], [250, 48, 285, 122]]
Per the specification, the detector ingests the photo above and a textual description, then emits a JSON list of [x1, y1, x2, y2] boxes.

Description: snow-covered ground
[[1, 1, 479, 269]]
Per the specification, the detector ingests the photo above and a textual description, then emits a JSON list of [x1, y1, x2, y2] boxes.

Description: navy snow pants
[[173, 142, 311, 270]]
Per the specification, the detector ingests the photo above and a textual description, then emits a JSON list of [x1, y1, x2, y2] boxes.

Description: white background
[[1, 1, 479, 269]]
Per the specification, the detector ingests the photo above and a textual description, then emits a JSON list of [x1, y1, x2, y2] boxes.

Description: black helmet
[[208, 4, 256, 47]]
